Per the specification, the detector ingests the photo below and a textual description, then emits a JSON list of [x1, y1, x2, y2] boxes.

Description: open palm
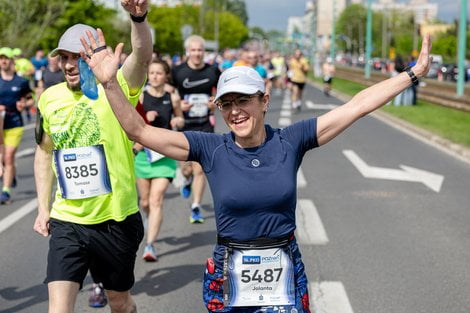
[[79, 28, 124, 85]]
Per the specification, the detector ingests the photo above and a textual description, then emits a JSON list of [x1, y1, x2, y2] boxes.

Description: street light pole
[[365, 0, 373, 79], [329, 0, 336, 62], [456, 0, 467, 97], [308, 0, 318, 77]]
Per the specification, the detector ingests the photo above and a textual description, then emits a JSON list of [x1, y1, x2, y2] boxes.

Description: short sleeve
[[116, 69, 143, 107], [280, 118, 318, 154], [37, 93, 50, 134], [183, 131, 224, 170]]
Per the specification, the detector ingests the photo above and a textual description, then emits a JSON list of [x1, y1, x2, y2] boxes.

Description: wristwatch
[[404, 67, 419, 86]]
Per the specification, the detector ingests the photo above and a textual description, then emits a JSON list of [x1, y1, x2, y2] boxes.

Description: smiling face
[[219, 92, 269, 147], [58, 50, 81, 92]]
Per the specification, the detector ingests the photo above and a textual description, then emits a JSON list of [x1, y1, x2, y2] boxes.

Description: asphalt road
[[0, 83, 469, 313]]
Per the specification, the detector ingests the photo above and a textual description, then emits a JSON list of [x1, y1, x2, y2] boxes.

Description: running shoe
[[142, 244, 157, 262], [0, 191, 10, 204], [180, 181, 192, 199], [88, 283, 107, 308], [190, 206, 204, 224]]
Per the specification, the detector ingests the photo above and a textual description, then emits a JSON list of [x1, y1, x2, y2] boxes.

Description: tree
[[205, 0, 248, 24], [0, 0, 127, 56], [0, 0, 65, 55], [148, 4, 248, 55], [41, 0, 129, 54]]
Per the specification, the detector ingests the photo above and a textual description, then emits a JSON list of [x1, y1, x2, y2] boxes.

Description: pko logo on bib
[[242, 256, 261, 264], [63, 154, 77, 162]]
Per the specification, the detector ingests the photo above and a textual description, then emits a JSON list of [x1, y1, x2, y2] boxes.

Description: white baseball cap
[[50, 24, 99, 57], [214, 66, 265, 102]]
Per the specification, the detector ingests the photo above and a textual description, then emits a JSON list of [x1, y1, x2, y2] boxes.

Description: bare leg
[[146, 178, 170, 245], [106, 290, 137, 313], [48, 281, 80, 313]]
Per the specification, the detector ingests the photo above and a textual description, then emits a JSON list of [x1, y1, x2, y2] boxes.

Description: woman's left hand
[[412, 33, 432, 78], [79, 29, 123, 86]]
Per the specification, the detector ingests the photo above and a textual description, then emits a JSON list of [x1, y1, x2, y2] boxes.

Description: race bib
[[144, 147, 165, 163], [187, 93, 209, 118], [223, 247, 295, 307], [53, 145, 112, 199]]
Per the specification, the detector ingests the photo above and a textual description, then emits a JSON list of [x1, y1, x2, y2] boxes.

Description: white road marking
[[16, 147, 35, 158], [24, 123, 35, 130], [281, 110, 291, 117], [310, 281, 355, 313], [278, 117, 291, 127], [296, 199, 329, 245], [0, 198, 37, 234], [297, 167, 307, 188], [306, 100, 339, 110], [343, 149, 444, 192]]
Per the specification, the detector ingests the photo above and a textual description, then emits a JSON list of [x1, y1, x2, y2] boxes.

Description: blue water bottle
[[78, 58, 99, 100]]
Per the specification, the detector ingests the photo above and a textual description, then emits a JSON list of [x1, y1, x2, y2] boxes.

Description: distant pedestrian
[[322, 57, 335, 96]]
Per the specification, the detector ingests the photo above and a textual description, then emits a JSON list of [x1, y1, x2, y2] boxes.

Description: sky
[[245, 0, 469, 32]]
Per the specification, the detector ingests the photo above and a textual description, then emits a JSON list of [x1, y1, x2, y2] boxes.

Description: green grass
[[313, 75, 470, 147]]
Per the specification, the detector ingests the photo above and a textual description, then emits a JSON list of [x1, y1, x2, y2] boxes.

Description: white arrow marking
[[297, 167, 307, 188], [310, 281, 355, 313], [296, 199, 329, 245], [306, 100, 339, 110], [343, 150, 444, 192]]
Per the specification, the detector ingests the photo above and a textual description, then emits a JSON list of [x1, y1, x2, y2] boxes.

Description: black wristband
[[405, 67, 419, 86], [130, 11, 147, 23]]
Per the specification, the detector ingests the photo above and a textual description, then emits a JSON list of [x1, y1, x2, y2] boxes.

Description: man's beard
[[67, 81, 81, 92]]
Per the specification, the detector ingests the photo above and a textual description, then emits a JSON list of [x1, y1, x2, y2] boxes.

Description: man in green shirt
[[32, 1, 152, 312]]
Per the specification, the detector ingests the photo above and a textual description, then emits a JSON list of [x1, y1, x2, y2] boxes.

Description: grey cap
[[50, 24, 98, 57], [214, 66, 266, 102]]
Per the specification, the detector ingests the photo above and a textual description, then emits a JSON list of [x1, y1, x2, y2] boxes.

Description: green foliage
[[336, 4, 367, 54], [0, 0, 65, 55], [205, 0, 248, 24], [148, 4, 248, 55], [0, 0, 128, 56], [337, 4, 418, 58], [41, 0, 129, 54]]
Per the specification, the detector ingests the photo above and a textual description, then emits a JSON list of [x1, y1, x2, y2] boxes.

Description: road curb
[[308, 80, 470, 165]]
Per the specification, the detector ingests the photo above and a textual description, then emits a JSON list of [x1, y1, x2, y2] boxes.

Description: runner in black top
[[135, 60, 184, 262], [171, 35, 220, 224]]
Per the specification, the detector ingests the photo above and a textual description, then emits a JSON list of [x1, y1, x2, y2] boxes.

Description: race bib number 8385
[[53, 145, 112, 199]]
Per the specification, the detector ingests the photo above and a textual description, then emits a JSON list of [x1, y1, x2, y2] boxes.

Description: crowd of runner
[[2, 1, 432, 312]]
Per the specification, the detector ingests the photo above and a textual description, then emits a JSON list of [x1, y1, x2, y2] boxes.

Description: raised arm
[[80, 29, 190, 161], [120, 0, 153, 91], [316, 34, 432, 146]]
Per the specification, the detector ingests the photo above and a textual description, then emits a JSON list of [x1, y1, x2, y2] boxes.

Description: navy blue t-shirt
[[184, 118, 318, 266], [0, 74, 31, 129]]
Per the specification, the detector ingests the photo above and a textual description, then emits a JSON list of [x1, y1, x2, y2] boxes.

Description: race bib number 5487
[[53, 145, 112, 199]]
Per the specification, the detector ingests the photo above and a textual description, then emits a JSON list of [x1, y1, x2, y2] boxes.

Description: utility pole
[[308, 1, 318, 76], [456, 0, 467, 97], [365, 0, 372, 79], [214, 1, 219, 54], [199, 0, 206, 34], [329, 0, 337, 62]]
